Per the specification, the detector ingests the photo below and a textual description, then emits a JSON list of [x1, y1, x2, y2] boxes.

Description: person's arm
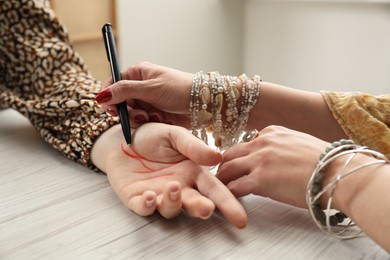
[[321, 91, 390, 158], [245, 82, 347, 142], [322, 152, 390, 252], [98, 63, 390, 156], [216, 125, 390, 252], [0, 0, 118, 169], [0, 1, 248, 227], [97, 63, 348, 142]]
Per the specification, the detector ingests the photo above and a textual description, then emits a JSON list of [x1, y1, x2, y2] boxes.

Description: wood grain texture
[[0, 109, 388, 259]]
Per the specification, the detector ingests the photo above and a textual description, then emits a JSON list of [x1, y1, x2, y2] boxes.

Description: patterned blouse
[[1, 0, 389, 172], [322, 92, 390, 158], [0, 0, 119, 170]]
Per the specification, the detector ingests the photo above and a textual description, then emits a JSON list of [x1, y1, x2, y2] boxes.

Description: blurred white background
[[117, 0, 390, 95]]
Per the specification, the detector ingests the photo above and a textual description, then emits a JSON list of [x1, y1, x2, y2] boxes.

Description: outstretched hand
[[92, 123, 247, 228]]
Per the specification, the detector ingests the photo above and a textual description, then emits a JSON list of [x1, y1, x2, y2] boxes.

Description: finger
[[129, 109, 149, 127], [127, 190, 157, 216], [121, 61, 154, 81], [220, 143, 251, 165], [135, 99, 185, 125], [226, 175, 255, 198], [132, 100, 166, 123], [181, 188, 215, 220], [171, 127, 223, 166], [99, 103, 118, 117], [148, 112, 164, 123], [217, 144, 249, 174], [216, 157, 251, 184], [156, 181, 183, 219], [101, 80, 158, 107], [163, 113, 188, 127], [129, 106, 164, 127], [196, 168, 248, 229], [106, 107, 118, 117], [114, 179, 165, 203]]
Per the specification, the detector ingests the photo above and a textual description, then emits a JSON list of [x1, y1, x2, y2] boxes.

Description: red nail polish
[[107, 108, 118, 117], [134, 115, 148, 124], [149, 115, 161, 123], [95, 89, 112, 103]]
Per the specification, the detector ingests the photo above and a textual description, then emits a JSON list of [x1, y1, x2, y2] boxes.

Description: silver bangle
[[306, 140, 389, 239]]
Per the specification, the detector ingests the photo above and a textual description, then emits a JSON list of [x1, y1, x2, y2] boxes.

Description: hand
[[216, 125, 329, 208], [91, 123, 247, 228], [97, 61, 194, 128]]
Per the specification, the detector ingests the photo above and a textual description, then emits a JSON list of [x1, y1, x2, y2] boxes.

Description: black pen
[[102, 23, 131, 145]]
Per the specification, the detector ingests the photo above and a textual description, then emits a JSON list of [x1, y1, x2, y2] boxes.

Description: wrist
[[190, 71, 260, 149], [307, 140, 389, 239], [91, 124, 124, 173], [322, 153, 383, 218]]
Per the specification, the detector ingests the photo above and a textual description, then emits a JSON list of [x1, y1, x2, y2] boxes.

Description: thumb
[[172, 127, 222, 166]]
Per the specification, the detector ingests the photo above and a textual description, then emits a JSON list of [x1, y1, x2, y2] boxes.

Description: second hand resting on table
[[91, 122, 248, 228]]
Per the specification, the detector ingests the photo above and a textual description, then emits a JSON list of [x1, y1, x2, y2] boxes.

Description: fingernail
[[200, 209, 213, 220], [134, 115, 148, 124], [170, 191, 180, 201], [107, 108, 118, 117], [95, 88, 112, 103], [145, 197, 155, 208], [149, 115, 161, 123]]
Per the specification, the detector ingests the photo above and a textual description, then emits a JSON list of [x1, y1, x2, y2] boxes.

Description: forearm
[[247, 82, 347, 142], [0, 0, 119, 169], [349, 168, 390, 252]]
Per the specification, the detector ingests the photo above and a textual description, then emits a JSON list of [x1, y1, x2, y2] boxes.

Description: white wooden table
[[0, 109, 388, 260]]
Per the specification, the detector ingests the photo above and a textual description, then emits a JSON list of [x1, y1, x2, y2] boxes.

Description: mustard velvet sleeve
[[0, 0, 119, 169], [321, 91, 390, 158]]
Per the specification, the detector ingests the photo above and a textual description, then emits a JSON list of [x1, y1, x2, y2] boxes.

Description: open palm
[[104, 123, 247, 228]]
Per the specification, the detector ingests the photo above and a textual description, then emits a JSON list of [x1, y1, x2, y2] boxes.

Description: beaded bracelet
[[190, 71, 203, 140], [306, 139, 389, 239], [189, 71, 261, 150]]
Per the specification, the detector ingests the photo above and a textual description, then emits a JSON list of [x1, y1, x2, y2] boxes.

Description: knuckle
[[112, 81, 128, 95], [135, 61, 152, 70]]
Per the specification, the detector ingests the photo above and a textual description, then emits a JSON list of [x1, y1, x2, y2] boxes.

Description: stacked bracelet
[[306, 139, 389, 239], [189, 71, 261, 150]]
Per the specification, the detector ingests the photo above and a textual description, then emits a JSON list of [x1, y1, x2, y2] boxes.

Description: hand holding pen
[[101, 23, 132, 145]]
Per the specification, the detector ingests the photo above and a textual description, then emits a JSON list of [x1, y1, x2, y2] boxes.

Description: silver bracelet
[[306, 139, 389, 239]]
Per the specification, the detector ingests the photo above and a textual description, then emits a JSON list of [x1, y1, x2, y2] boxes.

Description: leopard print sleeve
[[0, 0, 119, 170], [321, 91, 390, 158]]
